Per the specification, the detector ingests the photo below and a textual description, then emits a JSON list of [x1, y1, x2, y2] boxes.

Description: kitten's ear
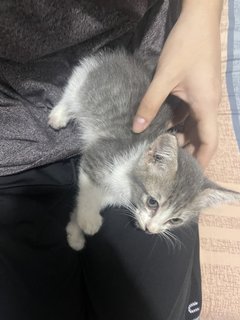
[[194, 180, 240, 210], [146, 133, 178, 171]]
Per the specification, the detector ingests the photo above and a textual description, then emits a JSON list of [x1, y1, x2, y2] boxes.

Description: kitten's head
[[131, 133, 240, 234]]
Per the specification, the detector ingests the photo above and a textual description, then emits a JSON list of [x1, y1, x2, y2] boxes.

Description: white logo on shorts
[[188, 301, 200, 320], [188, 301, 200, 314]]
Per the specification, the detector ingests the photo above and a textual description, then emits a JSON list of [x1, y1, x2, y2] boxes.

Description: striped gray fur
[[48, 50, 240, 249]]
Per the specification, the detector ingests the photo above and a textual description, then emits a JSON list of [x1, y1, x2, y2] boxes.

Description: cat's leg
[[76, 169, 103, 236], [48, 66, 86, 130], [48, 95, 73, 130], [48, 61, 96, 130], [66, 169, 103, 251], [66, 210, 85, 251], [48, 73, 82, 129]]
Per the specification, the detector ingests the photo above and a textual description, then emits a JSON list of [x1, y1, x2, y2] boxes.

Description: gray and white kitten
[[48, 50, 240, 250]]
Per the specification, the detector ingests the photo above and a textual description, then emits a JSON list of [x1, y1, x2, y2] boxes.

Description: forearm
[[161, 0, 223, 69], [181, 0, 223, 24]]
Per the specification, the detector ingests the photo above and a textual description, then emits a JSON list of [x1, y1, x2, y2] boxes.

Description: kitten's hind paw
[[48, 104, 69, 130], [66, 221, 85, 251]]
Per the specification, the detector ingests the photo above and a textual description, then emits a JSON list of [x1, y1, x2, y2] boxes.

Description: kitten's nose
[[146, 222, 159, 234]]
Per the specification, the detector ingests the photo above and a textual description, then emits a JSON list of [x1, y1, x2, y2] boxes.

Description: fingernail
[[132, 116, 147, 133]]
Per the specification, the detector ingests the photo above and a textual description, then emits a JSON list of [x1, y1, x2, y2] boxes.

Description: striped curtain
[[200, 1, 240, 319]]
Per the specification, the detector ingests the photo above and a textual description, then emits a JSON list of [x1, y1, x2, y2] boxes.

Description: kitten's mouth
[[134, 209, 163, 234], [135, 221, 148, 233], [135, 221, 142, 230], [146, 224, 160, 234], [135, 221, 160, 235]]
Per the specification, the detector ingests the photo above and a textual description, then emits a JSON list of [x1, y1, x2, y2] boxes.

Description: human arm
[[132, 0, 223, 168]]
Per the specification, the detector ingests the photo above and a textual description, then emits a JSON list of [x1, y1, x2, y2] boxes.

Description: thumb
[[132, 75, 171, 133]]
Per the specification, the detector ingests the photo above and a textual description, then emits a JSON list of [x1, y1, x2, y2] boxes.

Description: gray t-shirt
[[0, 0, 180, 176]]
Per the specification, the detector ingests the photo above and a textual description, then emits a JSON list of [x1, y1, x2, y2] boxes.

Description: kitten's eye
[[169, 218, 182, 225], [146, 196, 159, 210], [154, 154, 164, 162]]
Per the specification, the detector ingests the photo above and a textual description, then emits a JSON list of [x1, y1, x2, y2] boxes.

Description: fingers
[[176, 108, 218, 169], [182, 106, 218, 168], [132, 75, 171, 133], [193, 114, 218, 168], [176, 132, 189, 147]]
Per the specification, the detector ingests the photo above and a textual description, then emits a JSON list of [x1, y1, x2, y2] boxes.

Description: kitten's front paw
[[66, 220, 85, 251], [48, 105, 69, 130], [78, 213, 103, 236]]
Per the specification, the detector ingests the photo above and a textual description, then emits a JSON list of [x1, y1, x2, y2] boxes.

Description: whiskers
[[124, 201, 137, 214], [115, 202, 184, 254], [157, 229, 183, 253], [119, 209, 136, 220], [118, 202, 138, 223], [118, 202, 148, 231]]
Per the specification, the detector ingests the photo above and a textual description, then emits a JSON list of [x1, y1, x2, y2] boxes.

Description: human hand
[[132, 1, 223, 168]]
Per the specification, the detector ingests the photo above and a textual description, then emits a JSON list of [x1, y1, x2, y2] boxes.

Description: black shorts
[[0, 157, 201, 320]]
